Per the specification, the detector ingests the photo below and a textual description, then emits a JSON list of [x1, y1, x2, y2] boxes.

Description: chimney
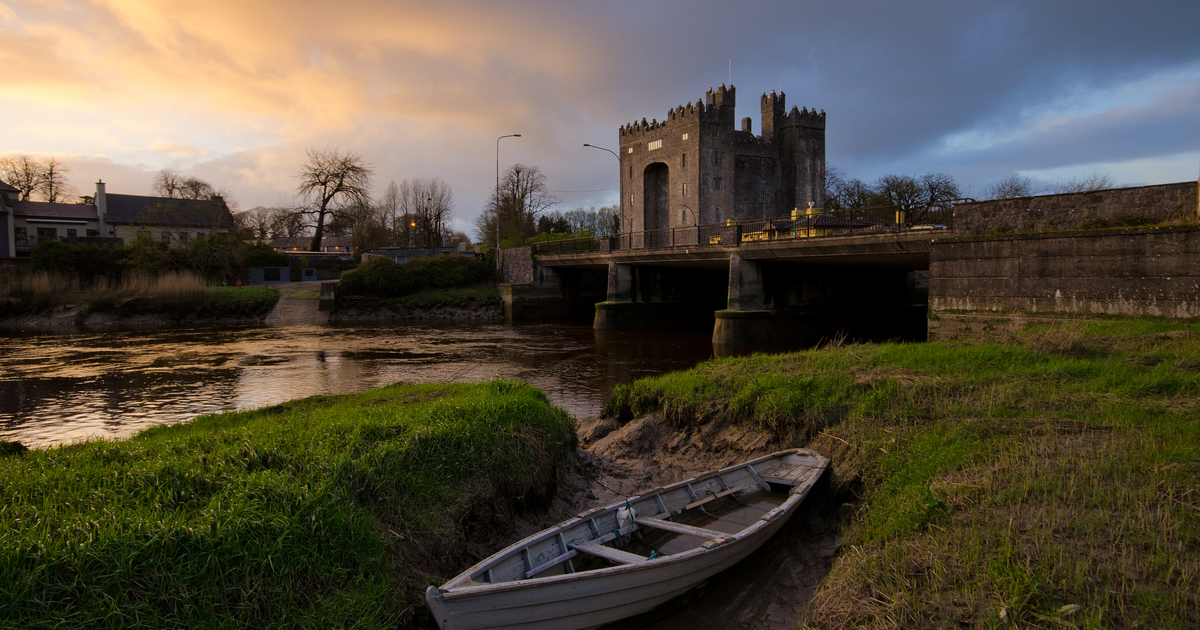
[[95, 180, 108, 235]]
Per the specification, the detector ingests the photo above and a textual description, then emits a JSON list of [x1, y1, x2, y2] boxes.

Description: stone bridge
[[502, 221, 946, 346]]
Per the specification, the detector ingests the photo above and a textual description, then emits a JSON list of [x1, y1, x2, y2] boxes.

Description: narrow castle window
[[682, 210, 687, 224], [648, 139, 662, 151], [715, 207, 721, 222], [713, 177, 722, 191], [682, 133, 689, 141], [681, 153, 687, 168], [629, 165, 632, 178], [682, 182, 688, 195], [712, 151, 721, 167], [627, 147, 633, 154]]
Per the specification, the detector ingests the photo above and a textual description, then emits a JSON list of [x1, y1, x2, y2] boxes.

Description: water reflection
[[0, 323, 715, 448]]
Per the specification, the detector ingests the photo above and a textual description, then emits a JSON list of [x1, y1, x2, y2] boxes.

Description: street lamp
[[583, 143, 624, 239], [496, 134, 522, 271]]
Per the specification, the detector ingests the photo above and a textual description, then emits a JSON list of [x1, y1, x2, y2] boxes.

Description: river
[[0, 322, 716, 448]]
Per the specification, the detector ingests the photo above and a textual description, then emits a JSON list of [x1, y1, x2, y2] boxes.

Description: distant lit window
[[682, 133, 689, 141], [627, 147, 633, 154], [713, 177, 722, 191], [648, 139, 662, 151], [682, 182, 688, 195], [630, 193, 635, 205]]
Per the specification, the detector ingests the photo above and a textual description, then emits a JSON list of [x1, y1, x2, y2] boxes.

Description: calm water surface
[[0, 322, 715, 448]]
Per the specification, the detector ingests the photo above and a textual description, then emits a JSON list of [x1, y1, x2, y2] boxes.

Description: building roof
[[104, 194, 232, 228], [0, 181, 18, 193], [13, 201, 99, 220], [271, 236, 352, 250]]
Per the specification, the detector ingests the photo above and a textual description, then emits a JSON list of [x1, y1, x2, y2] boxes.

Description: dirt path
[[263, 281, 328, 327]]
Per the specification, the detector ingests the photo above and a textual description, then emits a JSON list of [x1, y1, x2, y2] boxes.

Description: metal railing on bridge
[[530, 201, 963, 257]]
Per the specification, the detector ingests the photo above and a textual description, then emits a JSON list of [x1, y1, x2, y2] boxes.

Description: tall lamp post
[[496, 134, 522, 272], [583, 143, 624, 238]]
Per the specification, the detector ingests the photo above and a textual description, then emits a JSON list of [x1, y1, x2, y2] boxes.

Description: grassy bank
[[0, 270, 278, 321], [345, 284, 502, 312], [604, 319, 1199, 628], [0, 381, 576, 628]]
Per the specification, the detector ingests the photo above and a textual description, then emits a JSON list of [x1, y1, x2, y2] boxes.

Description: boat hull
[[427, 449, 828, 630]]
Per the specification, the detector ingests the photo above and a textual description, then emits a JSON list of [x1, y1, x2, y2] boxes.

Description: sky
[[2, 0, 1198, 236]]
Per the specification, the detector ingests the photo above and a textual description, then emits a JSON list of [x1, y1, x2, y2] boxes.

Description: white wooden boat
[[426, 448, 829, 630]]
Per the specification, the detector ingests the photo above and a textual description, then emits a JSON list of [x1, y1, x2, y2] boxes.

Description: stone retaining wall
[[952, 182, 1198, 237], [929, 226, 1200, 321], [500, 246, 534, 284]]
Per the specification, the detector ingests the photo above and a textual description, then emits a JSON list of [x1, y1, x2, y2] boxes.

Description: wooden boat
[[426, 448, 829, 630]]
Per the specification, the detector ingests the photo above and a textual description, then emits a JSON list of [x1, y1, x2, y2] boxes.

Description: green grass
[[0, 381, 576, 629], [340, 284, 501, 313], [603, 319, 1200, 629], [84, 286, 280, 320]]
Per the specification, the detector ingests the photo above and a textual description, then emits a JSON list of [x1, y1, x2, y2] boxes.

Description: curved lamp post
[[496, 134, 521, 270], [583, 143, 627, 236]]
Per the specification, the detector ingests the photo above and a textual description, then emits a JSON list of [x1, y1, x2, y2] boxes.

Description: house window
[[137, 230, 150, 239], [37, 227, 57, 239], [161, 231, 171, 242], [680, 153, 687, 168], [14, 227, 26, 244], [66, 229, 77, 237], [178, 232, 190, 243], [713, 177, 722, 191], [712, 151, 721, 167], [682, 133, 689, 141], [648, 139, 662, 151], [86, 229, 99, 237]]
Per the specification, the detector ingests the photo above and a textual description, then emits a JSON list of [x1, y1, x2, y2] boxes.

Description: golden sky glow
[[2, 1, 1198, 232]]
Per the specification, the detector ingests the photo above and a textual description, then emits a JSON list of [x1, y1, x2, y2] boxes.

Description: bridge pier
[[502, 264, 606, 323], [594, 262, 724, 330]]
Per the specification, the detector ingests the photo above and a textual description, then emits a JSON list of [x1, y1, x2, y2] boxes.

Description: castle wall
[[618, 84, 826, 242]]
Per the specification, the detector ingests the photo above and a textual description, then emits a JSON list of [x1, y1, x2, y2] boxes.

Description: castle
[[618, 84, 826, 233]]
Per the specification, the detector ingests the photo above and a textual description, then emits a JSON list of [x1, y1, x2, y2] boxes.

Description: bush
[[28, 240, 123, 284], [338, 255, 489, 298], [243, 241, 289, 268]]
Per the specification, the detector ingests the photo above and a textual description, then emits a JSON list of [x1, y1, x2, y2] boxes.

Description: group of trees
[[825, 168, 963, 224], [982, 172, 1116, 200], [231, 148, 463, 253], [473, 164, 560, 248], [535, 206, 620, 238], [0, 155, 75, 203]]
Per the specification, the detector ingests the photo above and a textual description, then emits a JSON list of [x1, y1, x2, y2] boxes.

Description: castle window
[[715, 207, 721, 222], [712, 151, 721, 167], [648, 139, 662, 151], [713, 177, 722, 191], [629, 165, 632, 178], [680, 153, 687, 168], [682, 182, 688, 195], [627, 147, 633, 154], [682, 133, 689, 141], [682, 210, 687, 223], [630, 193, 635, 206]]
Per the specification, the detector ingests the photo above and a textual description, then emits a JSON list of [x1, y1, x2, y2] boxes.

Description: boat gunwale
[[437, 448, 827, 599]]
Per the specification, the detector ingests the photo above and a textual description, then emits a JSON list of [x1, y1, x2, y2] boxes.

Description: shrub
[[337, 256, 413, 297], [338, 255, 489, 298], [243, 241, 290, 268], [28, 240, 123, 284]]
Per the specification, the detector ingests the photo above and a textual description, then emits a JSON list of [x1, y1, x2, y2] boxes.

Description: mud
[[0, 308, 263, 333], [329, 304, 503, 323]]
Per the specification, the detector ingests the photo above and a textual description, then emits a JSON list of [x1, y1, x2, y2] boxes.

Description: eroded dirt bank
[[414, 411, 848, 630]]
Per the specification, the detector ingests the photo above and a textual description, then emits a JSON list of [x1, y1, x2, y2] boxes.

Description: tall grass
[[0, 381, 577, 629], [603, 318, 1200, 628], [0, 269, 276, 321]]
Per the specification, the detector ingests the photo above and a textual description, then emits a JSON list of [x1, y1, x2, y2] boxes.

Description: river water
[[0, 322, 716, 448]]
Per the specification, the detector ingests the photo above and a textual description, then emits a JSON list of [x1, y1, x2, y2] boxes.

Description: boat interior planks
[[427, 448, 829, 630]]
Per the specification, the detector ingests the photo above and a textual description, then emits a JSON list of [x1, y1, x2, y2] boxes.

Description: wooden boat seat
[[760, 462, 819, 486], [635, 517, 727, 540], [684, 484, 749, 511], [569, 542, 650, 565]]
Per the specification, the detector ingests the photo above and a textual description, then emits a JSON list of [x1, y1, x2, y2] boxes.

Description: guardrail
[[530, 202, 961, 257]]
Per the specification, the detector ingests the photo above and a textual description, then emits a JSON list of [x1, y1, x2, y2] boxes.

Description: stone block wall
[[500, 246, 534, 284], [952, 182, 1198, 237], [929, 226, 1200, 320]]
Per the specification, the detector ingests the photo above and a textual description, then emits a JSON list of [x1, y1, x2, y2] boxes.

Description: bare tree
[[0, 155, 45, 201], [238, 206, 277, 241], [1050, 172, 1116, 194], [473, 164, 558, 247], [984, 174, 1040, 200], [378, 180, 402, 245], [296, 147, 373, 252], [153, 169, 185, 199], [40, 158, 75, 203], [824, 165, 874, 211]]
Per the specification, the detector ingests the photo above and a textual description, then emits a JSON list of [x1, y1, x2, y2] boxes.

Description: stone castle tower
[[618, 84, 825, 233]]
